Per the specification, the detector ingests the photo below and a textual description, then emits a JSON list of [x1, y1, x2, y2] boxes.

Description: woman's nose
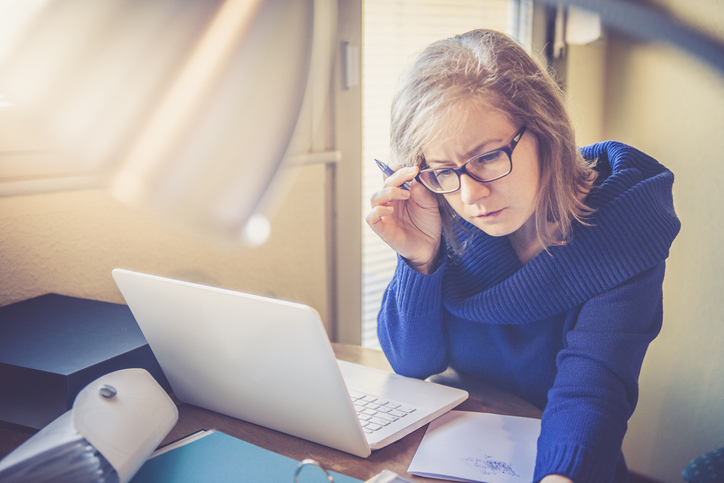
[[459, 174, 490, 205]]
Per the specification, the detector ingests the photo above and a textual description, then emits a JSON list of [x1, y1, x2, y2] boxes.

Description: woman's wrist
[[407, 258, 435, 274], [406, 244, 442, 274]]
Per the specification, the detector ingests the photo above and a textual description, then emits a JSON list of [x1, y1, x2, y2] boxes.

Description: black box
[[0, 294, 170, 430]]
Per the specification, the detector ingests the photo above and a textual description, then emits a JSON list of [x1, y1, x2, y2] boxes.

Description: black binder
[[0, 294, 170, 430]]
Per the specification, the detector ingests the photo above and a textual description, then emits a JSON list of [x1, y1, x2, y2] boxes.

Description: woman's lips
[[476, 208, 504, 220]]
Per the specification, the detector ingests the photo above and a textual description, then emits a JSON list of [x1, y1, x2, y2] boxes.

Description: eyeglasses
[[416, 126, 527, 194]]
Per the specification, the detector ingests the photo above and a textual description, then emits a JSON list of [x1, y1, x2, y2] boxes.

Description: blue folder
[[131, 431, 363, 483]]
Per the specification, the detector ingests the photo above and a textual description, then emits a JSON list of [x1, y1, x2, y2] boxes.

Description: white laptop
[[112, 268, 467, 458]]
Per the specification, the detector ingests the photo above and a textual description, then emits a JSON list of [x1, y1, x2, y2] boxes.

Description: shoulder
[[580, 141, 676, 209]]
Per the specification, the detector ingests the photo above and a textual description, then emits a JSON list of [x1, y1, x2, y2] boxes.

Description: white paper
[[408, 411, 541, 483]]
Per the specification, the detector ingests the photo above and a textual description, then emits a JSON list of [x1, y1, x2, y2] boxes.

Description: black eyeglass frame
[[416, 125, 527, 194]]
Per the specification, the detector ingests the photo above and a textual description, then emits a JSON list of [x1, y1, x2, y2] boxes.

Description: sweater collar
[[442, 141, 681, 324]]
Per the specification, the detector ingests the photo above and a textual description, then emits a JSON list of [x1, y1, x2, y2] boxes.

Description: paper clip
[[294, 459, 335, 482]]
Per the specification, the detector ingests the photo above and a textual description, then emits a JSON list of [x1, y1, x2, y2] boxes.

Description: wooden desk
[[0, 343, 542, 482]]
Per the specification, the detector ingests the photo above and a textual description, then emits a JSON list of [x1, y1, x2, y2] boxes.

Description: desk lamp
[[0, 0, 315, 241]]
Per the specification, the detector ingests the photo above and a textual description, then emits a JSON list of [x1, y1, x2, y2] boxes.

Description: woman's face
[[422, 105, 541, 248]]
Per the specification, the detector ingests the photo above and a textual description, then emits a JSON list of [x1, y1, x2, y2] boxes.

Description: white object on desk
[[0, 368, 178, 483], [408, 410, 541, 483]]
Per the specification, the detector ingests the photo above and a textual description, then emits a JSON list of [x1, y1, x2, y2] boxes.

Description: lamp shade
[[0, 0, 315, 239]]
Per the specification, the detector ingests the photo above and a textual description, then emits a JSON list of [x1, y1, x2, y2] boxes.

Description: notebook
[[112, 269, 468, 458]]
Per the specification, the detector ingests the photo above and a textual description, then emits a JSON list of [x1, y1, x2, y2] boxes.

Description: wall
[[0, 164, 331, 329], [565, 1, 724, 481]]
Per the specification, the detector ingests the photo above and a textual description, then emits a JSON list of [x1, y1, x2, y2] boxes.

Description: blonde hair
[[390, 29, 595, 251]]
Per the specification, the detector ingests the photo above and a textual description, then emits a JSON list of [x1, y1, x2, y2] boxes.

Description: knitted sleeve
[[533, 262, 666, 483], [376, 255, 450, 379]]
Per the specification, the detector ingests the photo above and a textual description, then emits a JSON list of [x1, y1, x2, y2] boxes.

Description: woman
[[366, 29, 680, 482]]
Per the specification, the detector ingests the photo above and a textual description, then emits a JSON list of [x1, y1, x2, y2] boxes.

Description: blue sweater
[[377, 142, 680, 483]]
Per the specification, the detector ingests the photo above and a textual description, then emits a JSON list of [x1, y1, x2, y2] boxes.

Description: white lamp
[[0, 0, 315, 240]]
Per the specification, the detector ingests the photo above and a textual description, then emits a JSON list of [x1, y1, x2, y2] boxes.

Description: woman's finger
[[365, 205, 394, 226], [369, 185, 410, 208], [383, 166, 418, 190]]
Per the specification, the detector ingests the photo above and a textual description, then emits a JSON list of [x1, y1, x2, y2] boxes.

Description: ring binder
[[294, 459, 335, 482], [291, 460, 416, 483]]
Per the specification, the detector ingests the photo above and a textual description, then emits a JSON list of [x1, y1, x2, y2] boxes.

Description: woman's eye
[[436, 169, 455, 178], [477, 151, 503, 163]]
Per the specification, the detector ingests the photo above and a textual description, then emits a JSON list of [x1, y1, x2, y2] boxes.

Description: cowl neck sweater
[[443, 141, 681, 323]]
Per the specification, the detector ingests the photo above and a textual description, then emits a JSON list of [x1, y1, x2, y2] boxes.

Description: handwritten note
[[408, 411, 541, 483]]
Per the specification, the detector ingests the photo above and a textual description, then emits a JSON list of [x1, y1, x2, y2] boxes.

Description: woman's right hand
[[365, 165, 442, 274]]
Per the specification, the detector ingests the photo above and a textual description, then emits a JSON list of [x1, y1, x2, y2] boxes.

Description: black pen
[[375, 159, 411, 191]]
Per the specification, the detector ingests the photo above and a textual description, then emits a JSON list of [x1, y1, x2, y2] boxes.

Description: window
[[361, 0, 532, 349]]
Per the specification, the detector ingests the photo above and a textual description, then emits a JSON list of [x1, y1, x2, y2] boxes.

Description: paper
[[408, 411, 541, 483]]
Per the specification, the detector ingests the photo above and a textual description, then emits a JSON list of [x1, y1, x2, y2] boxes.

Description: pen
[[375, 159, 411, 191]]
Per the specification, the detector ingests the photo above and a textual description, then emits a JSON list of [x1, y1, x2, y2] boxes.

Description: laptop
[[112, 268, 467, 458]]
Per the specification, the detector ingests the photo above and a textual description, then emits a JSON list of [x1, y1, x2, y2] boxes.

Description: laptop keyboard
[[349, 390, 417, 434]]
